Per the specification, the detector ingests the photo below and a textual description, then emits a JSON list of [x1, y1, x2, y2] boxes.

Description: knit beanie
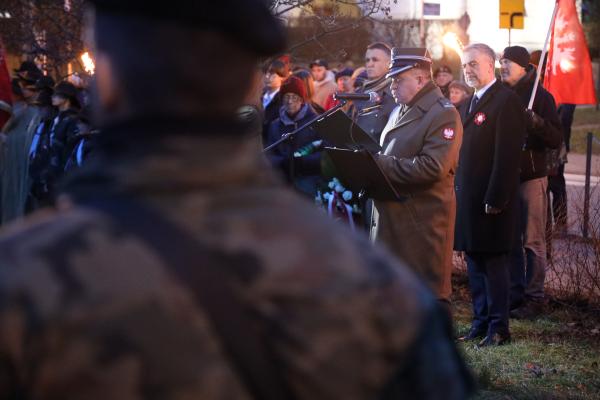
[[502, 46, 530, 68], [280, 76, 307, 101]]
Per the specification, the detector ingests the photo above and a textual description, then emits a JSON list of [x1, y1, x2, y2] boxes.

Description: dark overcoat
[[454, 80, 526, 253]]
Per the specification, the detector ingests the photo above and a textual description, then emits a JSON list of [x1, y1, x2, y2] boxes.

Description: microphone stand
[[262, 100, 347, 153]]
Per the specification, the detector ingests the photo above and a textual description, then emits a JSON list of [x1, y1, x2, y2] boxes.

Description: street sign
[[423, 3, 441, 16], [499, 0, 524, 29]]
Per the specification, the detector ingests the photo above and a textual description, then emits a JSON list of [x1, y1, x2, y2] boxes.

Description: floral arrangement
[[316, 177, 362, 231]]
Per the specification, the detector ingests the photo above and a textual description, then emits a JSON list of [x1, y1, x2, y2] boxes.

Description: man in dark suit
[[454, 43, 526, 346]]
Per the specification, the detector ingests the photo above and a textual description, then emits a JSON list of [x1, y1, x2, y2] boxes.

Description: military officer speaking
[[371, 48, 463, 309]]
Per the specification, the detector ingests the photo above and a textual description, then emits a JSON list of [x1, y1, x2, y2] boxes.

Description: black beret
[[88, 0, 286, 56], [15, 61, 42, 84], [54, 81, 81, 108]]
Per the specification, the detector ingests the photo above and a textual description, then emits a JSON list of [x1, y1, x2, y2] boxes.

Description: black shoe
[[509, 299, 524, 312], [510, 301, 544, 320], [457, 328, 486, 342], [477, 333, 511, 347]]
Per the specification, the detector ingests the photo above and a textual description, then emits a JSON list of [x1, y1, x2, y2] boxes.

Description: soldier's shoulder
[[437, 96, 455, 109], [251, 191, 433, 305], [0, 206, 108, 274], [429, 96, 460, 121]]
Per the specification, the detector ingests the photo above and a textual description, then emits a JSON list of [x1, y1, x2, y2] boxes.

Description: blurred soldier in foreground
[[0, 1, 473, 398], [371, 48, 463, 312]]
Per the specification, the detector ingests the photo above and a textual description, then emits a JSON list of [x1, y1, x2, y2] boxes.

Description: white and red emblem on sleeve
[[442, 127, 455, 140], [474, 112, 486, 126]]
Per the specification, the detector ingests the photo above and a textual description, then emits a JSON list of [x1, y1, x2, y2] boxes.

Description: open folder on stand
[[324, 148, 402, 201], [313, 109, 382, 153], [313, 109, 401, 201]]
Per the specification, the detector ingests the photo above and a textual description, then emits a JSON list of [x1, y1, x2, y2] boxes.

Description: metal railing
[[583, 132, 600, 238]]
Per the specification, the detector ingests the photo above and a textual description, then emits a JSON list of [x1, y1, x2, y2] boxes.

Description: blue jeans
[[466, 252, 510, 337], [510, 177, 548, 307]]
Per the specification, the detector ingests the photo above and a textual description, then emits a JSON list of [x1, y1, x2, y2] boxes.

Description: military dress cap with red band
[[87, 0, 286, 57], [386, 48, 432, 79]]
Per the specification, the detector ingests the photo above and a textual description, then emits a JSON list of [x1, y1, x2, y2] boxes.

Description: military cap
[[88, 0, 286, 56], [386, 48, 432, 79], [434, 65, 452, 76], [54, 81, 81, 109], [14, 61, 42, 84]]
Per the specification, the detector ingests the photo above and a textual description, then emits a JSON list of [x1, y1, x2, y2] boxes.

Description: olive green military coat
[[371, 83, 462, 301]]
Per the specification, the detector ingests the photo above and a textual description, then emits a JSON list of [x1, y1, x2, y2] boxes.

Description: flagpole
[[528, 0, 559, 110]]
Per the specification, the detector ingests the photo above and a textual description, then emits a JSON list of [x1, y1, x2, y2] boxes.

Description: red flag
[[544, 0, 597, 105], [0, 38, 12, 129]]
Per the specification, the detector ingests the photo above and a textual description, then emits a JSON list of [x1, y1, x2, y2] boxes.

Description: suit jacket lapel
[[463, 80, 501, 127]]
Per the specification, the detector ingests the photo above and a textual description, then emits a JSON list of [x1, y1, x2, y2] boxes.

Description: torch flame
[[443, 32, 463, 57], [81, 52, 95, 75]]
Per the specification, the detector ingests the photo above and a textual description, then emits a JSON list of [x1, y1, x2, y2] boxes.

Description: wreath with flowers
[[293, 140, 362, 230], [315, 178, 362, 231]]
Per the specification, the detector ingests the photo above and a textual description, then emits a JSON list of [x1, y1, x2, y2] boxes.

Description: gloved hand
[[525, 109, 545, 130]]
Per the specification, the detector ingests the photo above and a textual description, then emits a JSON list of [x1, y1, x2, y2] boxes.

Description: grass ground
[[570, 107, 600, 154], [452, 273, 600, 400]]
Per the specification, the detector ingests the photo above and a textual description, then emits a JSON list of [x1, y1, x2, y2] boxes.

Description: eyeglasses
[[282, 93, 303, 103]]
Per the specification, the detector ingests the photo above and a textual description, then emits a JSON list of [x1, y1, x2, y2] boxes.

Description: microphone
[[334, 91, 381, 102]]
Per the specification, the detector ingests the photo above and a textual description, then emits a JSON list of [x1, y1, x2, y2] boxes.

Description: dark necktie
[[469, 95, 479, 113]]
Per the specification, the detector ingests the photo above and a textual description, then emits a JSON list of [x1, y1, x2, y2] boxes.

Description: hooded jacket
[[265, 103, 323, 196]]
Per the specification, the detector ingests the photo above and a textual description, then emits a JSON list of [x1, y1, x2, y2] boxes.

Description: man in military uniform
[[0, 1, 473, 398], [352, 42, 398, 231], [371, 48, 463, 311], [352, 42, 397, 143]]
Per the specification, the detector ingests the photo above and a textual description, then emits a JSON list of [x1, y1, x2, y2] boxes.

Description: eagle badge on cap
[[442, 128, 455, 140], [474, 112, 486, 126]]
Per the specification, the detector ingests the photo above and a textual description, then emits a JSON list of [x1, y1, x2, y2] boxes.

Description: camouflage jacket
[[0, 118, 473, 399]]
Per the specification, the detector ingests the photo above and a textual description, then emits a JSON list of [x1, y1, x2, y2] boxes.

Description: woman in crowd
[[265, 76, 325, 198]]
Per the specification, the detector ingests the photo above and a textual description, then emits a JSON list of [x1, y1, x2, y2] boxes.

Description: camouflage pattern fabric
[[0, 122, 473, 399]]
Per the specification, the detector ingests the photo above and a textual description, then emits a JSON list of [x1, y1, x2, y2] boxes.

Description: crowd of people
[[260, 42, 573, 346], [0, 0, 581, 396], [0, 61, 97, 223]]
